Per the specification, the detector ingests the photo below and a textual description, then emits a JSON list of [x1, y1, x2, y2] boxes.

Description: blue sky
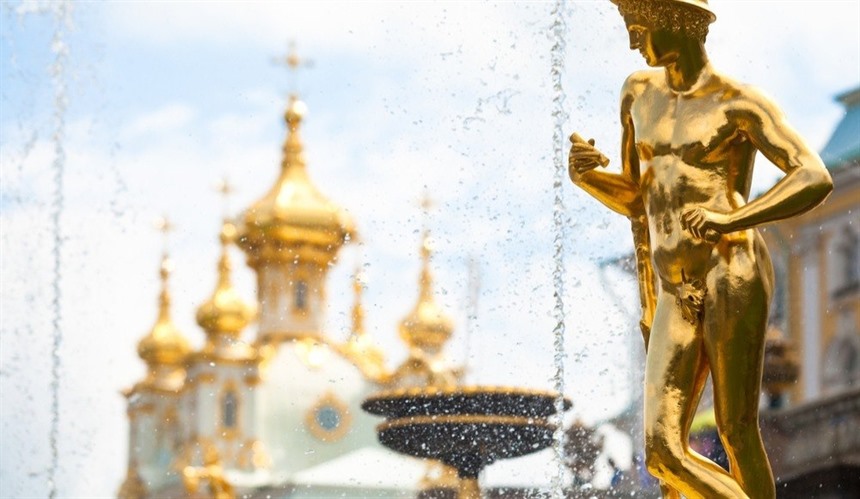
[[2, 1, 859, 496]]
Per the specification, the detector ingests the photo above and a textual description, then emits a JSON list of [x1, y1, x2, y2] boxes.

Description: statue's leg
[[644, 292, 749, 499], [658, 335, 710, 499], [659, 480, 681, 498], [704, 255, 776, 499]]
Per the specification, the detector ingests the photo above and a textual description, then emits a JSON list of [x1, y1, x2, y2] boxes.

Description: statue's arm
[[569, 76, 644, 218], [682, 88, 834, 238], [568, 118, 641, 217], [570, 79, 655, 345], [618, 91, 655, 347], [569, 169, 641, 217], [728, 89, 833, 230]]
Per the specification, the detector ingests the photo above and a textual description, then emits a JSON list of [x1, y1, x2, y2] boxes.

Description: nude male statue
[[568, 1, 833, 498]]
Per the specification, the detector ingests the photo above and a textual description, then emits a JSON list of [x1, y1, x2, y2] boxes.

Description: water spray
[[48, 1, 72, 497], [549, 0, 570, 497]]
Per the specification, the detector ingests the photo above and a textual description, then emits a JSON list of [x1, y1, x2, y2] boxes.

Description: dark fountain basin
[[362, 386, 571, 499]]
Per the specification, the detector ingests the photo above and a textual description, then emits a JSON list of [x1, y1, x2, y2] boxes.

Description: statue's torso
[[626, 70, 763, 288]]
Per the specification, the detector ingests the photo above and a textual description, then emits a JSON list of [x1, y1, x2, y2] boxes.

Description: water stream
[[549, 0, 569, 497], [48, 2, 72, 497], [463, 257, 480, 384]]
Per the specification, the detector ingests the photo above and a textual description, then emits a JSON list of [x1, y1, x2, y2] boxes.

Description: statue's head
[[612, 0, 715, 67]]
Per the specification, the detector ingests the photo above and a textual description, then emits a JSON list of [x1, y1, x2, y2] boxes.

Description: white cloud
[[121, 103, 195, 140], [102, 1, 548, 74]]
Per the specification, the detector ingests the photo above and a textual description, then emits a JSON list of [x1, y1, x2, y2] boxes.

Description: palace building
[[763, 86, 860, 403], [758, 85, 860, 498]]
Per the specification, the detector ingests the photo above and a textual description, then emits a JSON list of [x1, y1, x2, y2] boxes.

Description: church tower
[[236, 94, 354, 342], [390, 228, 459, 389], [119, 235, 191, 498], [231, 87, 388, 479], [181, 216, 269, 474]]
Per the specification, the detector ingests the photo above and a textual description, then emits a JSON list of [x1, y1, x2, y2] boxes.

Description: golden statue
[[182, 447, 235, 499], [568, 1, 833, 498]]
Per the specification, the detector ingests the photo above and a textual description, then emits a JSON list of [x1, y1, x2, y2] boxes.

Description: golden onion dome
[[196, 221, 254, 336], [237, 95, 355, 265], [137, 255, 191, 367], [399, 232, 454, 354]]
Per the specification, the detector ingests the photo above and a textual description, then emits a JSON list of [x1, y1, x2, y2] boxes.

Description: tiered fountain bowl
[[362, 386, 571, 499]]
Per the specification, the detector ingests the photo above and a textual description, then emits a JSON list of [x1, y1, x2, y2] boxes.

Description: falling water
[[463, 257, 480, 383], [549, 0, 569, 497], [48, 2, 72, 498]]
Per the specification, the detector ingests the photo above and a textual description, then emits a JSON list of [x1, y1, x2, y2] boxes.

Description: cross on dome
[[154, 215, 175, 254], [273, 40, 314, 94], [418, 192, 436, 259], [214, 177, 235, 218]]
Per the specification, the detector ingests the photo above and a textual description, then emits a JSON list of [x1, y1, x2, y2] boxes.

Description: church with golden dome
[[117, 87, 464, 499]]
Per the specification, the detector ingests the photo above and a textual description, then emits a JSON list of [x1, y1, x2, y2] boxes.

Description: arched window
[[823, 310, 860, 393], [222, 390, 238, 429], [837, 227, 859, 294], [164, 407, 181, 451], [823, 338, 860, 392], [770, 254, 787, 325], [295, 280, 308, 311]]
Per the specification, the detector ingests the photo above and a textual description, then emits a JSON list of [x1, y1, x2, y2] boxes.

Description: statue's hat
[[611, 0, 716, 23]]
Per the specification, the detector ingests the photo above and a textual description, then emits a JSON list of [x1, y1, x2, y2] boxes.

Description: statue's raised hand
[[568, 133, 609, 183]]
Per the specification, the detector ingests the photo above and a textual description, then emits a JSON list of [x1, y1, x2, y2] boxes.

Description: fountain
[[362, 385, 571, 499]]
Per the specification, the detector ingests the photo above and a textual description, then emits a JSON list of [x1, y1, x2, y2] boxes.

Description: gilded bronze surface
[[569, 1, 833, 497]]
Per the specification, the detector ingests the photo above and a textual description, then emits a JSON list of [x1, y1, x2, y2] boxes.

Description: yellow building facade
[[762, 86, 860, 404], [756, 86, 860, 498]]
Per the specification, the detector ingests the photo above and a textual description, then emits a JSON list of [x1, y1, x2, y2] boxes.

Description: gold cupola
[[236, 87, 356, 341], [194, 220, 256, 360], [399, 231, 454, 355], [237, 94, 355, 268], [136, 253, 191, 390]]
